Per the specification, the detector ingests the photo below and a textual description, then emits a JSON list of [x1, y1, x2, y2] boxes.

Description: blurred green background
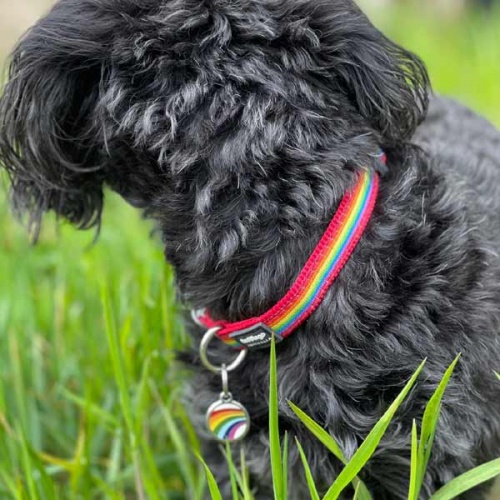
[[0, 1, 499, 498]]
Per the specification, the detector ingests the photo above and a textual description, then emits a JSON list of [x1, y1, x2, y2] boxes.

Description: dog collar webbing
[[196, 165, 381, 349]]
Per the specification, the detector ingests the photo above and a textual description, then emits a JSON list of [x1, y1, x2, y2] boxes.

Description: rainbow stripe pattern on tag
[[207, 401, 249, 441]]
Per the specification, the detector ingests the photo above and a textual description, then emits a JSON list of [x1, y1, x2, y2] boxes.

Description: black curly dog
[[1, 0, 500, 498]]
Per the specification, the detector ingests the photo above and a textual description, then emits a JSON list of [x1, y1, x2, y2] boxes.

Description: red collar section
[[193, 153, 385, 350]]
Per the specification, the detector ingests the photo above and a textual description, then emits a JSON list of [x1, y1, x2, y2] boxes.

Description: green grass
[[0, 193, 202, 498], [288, 355, 500, 500], [1, 3, 500, 498]]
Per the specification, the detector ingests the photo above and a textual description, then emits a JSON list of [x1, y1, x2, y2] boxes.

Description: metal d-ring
[[200, 327, 247, 374]]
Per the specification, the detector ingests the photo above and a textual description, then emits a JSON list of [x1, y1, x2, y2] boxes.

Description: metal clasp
[[199, 327, 247, 374]]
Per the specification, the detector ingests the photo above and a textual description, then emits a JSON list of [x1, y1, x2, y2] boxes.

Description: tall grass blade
[[430, 458, 500, 500], [69, 424, 87, 492], [288, 401, 372, 500], [196, 454, 223, 500], [107, 429, 124, 484], [282, 432, 289, 500], [295, 438, 320, 500], [408, 420, 419, 500], [288, 402, 346, 461], [416, 355, 461, 498], [239, 448, 254, 500], [102, 291, 135, 436], [0, 470, 18, 498], [323, 359, 426, 500], [18, 424, 58, 498], [222, 444, 258, 500], [153, 385, 197, 499], [102, 289, 163, 500], [353, 482, 362, 500], [288, 401, 347, 464], [355, 481, 373, 500], [225, 442, 240, 500], [269, 335, 283, 499], [59, 388, 118, 428], [18, 427, 40, 500]]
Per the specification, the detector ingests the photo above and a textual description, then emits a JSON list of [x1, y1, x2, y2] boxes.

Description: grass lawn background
[[1, 1, 499, 498]]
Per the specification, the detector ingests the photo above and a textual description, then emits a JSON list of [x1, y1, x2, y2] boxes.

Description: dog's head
[[0, 0, 429, 303]]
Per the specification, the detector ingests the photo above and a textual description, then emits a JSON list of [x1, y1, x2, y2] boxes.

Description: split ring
[[199, 327, 247, 374]]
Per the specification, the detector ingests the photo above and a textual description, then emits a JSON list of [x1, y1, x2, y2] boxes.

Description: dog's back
[[417, 96, 500, 232]]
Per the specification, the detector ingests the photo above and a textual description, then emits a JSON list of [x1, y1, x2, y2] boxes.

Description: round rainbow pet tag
[[206, 399, 250, 442]]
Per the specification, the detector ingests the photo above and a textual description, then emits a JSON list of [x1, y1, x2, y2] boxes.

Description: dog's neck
[[162, 141, 432, 327], [195, 165, 381, 348], [162, 134, 485, 359]]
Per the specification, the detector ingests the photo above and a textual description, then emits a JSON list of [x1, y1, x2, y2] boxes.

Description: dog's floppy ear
[[0, 0, 111, 235], [314, 1, 430, 143]]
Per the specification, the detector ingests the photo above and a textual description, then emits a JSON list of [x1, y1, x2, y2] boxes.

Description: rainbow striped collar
[[193, 156, 384, 350]]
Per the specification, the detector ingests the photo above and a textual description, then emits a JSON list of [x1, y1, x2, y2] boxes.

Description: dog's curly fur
[[1, 0, 500, 498]]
